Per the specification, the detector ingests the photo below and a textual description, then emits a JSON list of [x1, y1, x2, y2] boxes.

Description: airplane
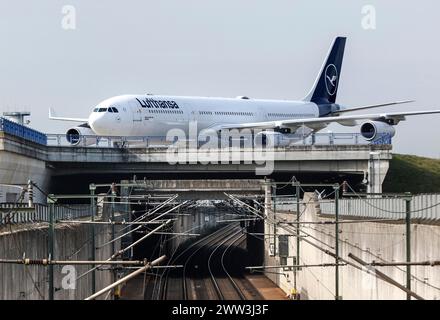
[[49, 37, 440, 147]]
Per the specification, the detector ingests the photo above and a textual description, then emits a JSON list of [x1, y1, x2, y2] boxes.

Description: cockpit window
[[93, 108, 99, 112], [108, 108, 113, 113], [111, 107, 119, 113], [98, 108, 107, 112]]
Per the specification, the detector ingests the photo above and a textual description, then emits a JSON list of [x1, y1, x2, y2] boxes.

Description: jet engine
[[66, 125, 98, 146], [254, 131, 291, 147], [360, 121, 396, 141]]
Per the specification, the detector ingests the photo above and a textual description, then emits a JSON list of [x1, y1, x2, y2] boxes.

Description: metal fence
[[46, 132, 392, 148], [0, 203, 91, 226], [0, 117, 47, 145], [46, 134, 170, 148], [0, 116, 392, 149], [319, 194, 440, 222]]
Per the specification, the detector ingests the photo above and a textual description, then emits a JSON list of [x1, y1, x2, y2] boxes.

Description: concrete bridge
[[0, 130, 391, 202]]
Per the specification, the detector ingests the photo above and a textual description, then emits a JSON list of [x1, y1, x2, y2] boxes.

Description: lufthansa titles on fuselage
[[136, 98, 180, 109]]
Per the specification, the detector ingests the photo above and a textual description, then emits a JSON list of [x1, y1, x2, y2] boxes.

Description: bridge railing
[[0, 116, 392, 148], [0, 117, 47, 145], [46, 134, 172, 148], [45, 132, 392, 148], [319, 193, 440, 222], [0, 115, 393, 148], [0, 203, 91, 226]]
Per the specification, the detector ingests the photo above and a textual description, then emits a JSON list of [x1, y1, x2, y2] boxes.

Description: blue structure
[[0, 117, 47, 145], [371, 133, 392, 145]]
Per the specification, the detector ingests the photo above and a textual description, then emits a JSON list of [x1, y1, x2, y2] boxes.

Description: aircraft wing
[[217, 109, 440, 131], [334, 100, 414, 115], [49, 108, 89, 122]]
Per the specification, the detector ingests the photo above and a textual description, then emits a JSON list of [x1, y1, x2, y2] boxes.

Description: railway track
[[157, 223, 262, 300], [182, 225, 240, 300], [208, 228, 247, 300], [220, 233, 263, 300], [160, 224, 236, 300]]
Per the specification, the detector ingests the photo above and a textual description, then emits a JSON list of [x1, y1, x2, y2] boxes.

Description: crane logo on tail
[[325, 64, 338, 96]]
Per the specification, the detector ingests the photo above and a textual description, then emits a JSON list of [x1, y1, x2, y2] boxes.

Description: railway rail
[[157, 223, 262, 300]]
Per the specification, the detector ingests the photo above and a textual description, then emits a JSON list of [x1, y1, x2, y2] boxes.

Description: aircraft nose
[[88, 112, 106, 135]]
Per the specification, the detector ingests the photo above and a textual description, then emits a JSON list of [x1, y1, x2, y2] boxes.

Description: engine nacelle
[[66, 126, 99, 146], [360, 121, 396, 141], [254, 131, 291, 147]]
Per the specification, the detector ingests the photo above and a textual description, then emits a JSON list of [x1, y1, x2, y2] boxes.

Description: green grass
[[383, 154, 440, 193]]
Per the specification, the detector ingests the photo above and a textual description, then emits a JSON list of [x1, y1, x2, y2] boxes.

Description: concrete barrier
[[0, 221, 121, 300], [264, 193, 440, 300]]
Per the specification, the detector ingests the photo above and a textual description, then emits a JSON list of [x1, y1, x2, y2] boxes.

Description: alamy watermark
[[61, 265, 76, 290], [165, 121, 278, 176], [61, 5, 77, 30], [361, 5, 377, 30]]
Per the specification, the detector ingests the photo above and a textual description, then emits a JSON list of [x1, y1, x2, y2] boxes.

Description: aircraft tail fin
[[303, 37, 346, 104]]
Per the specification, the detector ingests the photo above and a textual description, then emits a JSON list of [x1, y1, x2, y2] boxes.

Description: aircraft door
[[114, 105, 122, 123], [258, 106, 268, 122], [131, 100, 143, 123]]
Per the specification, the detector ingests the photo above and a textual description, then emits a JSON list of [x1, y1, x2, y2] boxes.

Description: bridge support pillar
[[367, 152, 389, 194]]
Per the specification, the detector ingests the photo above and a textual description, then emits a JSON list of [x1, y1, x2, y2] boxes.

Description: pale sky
[[1, 1, 439, 157]]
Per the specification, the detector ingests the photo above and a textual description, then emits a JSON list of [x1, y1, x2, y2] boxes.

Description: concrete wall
[[0, 133, 50, 204], [264, 193, 440, 300], [0, 152, 50, 204], [0, 222, 121, 300]]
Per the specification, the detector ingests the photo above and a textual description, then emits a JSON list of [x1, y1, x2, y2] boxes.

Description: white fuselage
[[87, 94, 322, 137]]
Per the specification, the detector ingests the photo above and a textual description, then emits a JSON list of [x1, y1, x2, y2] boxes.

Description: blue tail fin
[[304, 37, 346, 105]]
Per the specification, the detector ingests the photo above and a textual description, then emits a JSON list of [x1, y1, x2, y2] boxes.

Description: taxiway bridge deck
[[0, 130, 391, 203]]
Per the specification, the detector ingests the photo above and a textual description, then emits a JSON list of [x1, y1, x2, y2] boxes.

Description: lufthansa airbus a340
[[49, 37, 440, 146]]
